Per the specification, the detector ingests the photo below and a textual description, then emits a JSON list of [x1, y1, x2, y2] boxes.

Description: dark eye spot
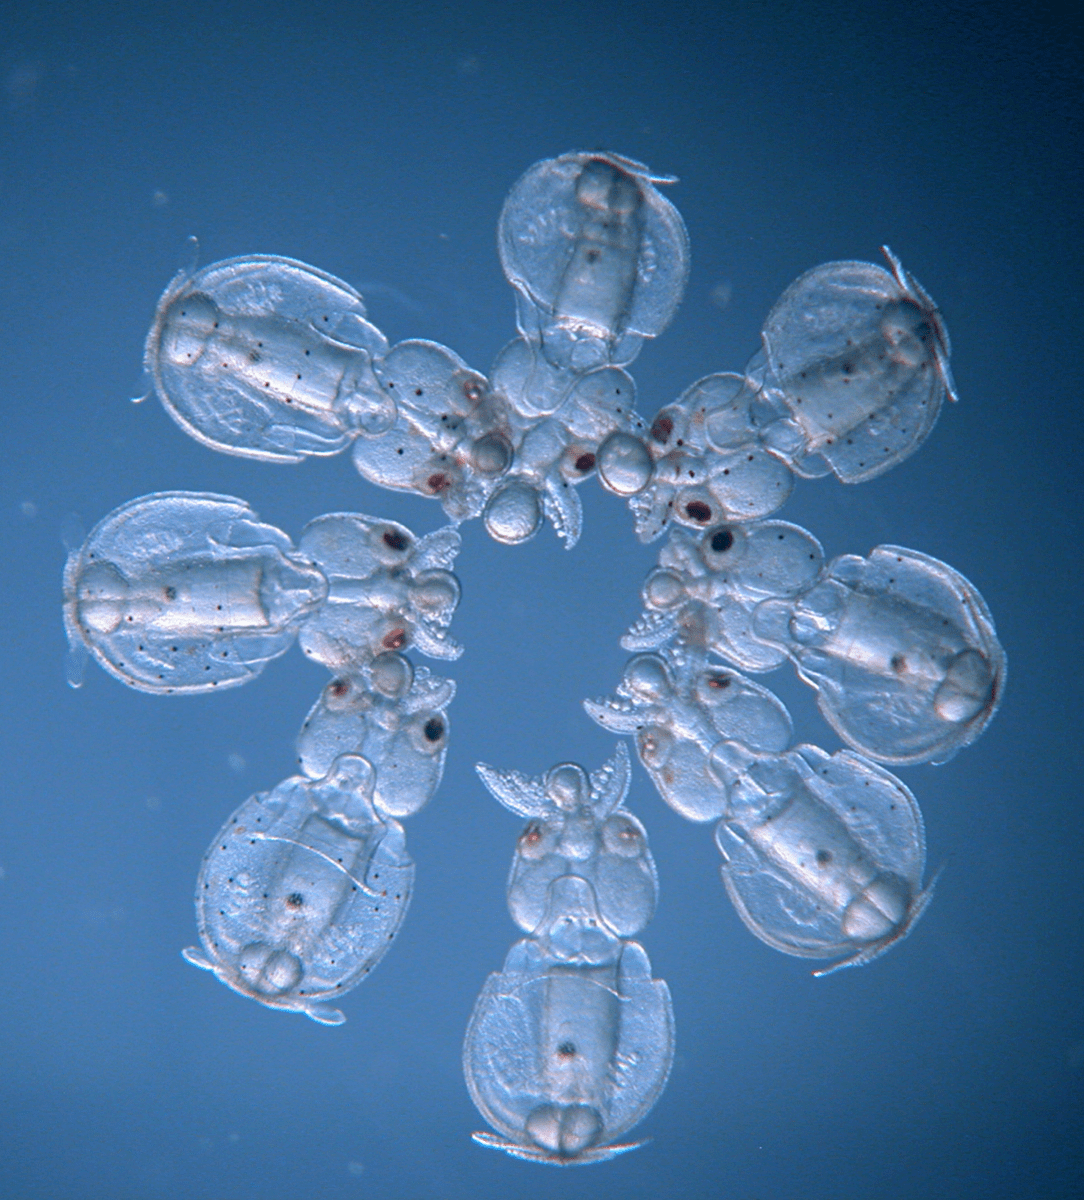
[[285, 893, 304, 909], [556, 1041, 577, 1059], [685, 501, 712, 523], [816, 849, 833, 867], [383, 530, 409, 552], [383, 629, 407, 650], [423, 717, 444, 742], [710, 529, 734, 553], [328, 678, 350, 698], [163, 585, 177, 600], [574, 453, 596, 472], [427, 473, 450, 493], [651, 415, 673, 443]]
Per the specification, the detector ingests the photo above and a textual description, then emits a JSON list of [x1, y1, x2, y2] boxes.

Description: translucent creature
[[63, 492, 326, 694], [709, 741, 934, 973], [146, 255, 394, 461], [498, 151, 690, 373], [476, 744, 657, 939], [628, 373, 795, 542], [297, 653, 454, 819], [622, 520, 825, 672], [183, 753, 414, 1025], [754, 545, 1005, 764], [750, 247, 957, 483], [295, 512, 462, 669], [585, 652, 792, 821], [482, 358, 648, 546], [465, 747, 672, 1165], [62, 150, 1004, 1159], [350, 339, 508, 525]]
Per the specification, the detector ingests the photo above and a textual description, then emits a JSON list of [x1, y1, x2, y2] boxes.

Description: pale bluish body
[[710, 742, 932, 973], [147, 255, 393, 460], [585, 652, 792, 822], [754, 544, 1005, 764], [296, 654, 454, 819], [623, 519, 825, 671], [62, 492, 326, 694], [466, 747, 673, 1164], [183, 754, 413, 1025]]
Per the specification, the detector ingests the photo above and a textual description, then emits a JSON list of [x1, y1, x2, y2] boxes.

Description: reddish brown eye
[[651, 415, 673, 443], [383, 530, 408, 551], [520, 823, 543, 847], [707, 673, 731, 689], [383, 629, 407, 650], [427, 473, 450, 493], [327, 678, 349, 698], [574, 453, 596, 472]]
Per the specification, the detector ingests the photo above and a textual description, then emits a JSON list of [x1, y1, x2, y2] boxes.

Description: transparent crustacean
[[585, 652, 792, 822], [465, 748, 672, 1165], [754, 545, 1004, 764], [622, 520, 824, 672], [709, 741, 935, 973], [146, 255, 394, 460], [183, 754, 414, 1025], [65, 150, 1004, 1165], [63, 491, 326, 694]]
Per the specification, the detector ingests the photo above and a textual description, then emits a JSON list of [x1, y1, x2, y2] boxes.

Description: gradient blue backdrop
[[1, 3, 1080, 1197]]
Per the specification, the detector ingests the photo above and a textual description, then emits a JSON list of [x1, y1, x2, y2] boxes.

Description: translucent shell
[[182, 754, 413, 1024], [710, 744, 932, 973], [755, 545, 1005, 764], [146, 256, 392, 462], [756, 248, 957, 483], [498, 151, 689, 372], [63, 491, 325, 694], [464, 898, 673, 1165]]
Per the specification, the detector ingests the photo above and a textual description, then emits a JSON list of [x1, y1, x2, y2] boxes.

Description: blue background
[[1, 3, 1080, 1197]]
